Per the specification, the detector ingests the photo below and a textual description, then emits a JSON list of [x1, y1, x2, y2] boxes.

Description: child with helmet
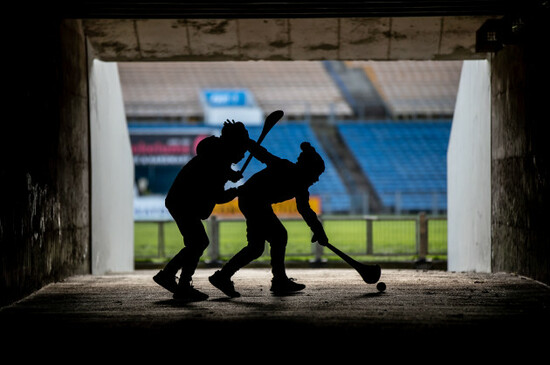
[[209, 141, 328, 297], [153, 120, 250, 301]]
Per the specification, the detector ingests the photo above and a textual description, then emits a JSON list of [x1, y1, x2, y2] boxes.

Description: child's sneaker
[[172, 282, 209, 302], [153, 270, 178, 293], [209, 270, 241, 298], [270, 277, 305, 294]]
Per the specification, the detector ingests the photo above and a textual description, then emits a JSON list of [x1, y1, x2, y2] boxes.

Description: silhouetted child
[[153, 121, 250, 301], [209, 141, 328, 297]]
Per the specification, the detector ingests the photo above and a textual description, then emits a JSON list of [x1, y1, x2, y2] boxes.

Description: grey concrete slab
[[2, 268, 549, 354]]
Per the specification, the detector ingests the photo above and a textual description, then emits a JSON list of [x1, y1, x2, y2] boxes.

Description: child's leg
[[163, 248, 184, 277], [178, 219, 209, 283], [163, 216, 208, 280], [266, 214, 305, 294], [163, 217, 210, 301], [219, 237, 265, 278], [267, 217, 288, 279], [219, 214, 267, 278]]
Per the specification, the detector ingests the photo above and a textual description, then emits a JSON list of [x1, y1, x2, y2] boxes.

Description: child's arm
[[246, 139, 280, 166], [296, 192, 328, 246]]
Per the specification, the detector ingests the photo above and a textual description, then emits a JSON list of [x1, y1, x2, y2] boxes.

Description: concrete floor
[[2, 268, 549, 355]]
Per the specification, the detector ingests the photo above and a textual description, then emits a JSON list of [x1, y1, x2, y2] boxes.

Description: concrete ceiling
[[78, 1, 543, 62], [84, 17, 494, 62]]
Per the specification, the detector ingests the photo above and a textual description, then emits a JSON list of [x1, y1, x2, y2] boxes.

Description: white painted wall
[[447, 60, 491, 272], [89, 59, 134, 274]]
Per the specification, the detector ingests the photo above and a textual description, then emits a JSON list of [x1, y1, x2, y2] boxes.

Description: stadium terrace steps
[[309, 118, 384, 213]]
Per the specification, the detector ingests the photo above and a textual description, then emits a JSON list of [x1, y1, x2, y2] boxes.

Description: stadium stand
[[122, 61, 462, 215], [118, 61, 353, 120], [338, 121, 451, 212], [345, 60, 462, 119]]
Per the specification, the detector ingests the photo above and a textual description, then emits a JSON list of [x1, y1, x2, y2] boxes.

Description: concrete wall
[[491, 40, 550, 284], [1, 19, 90, 306], [89, 59, 134, 274], [447, 60, 491, 272]]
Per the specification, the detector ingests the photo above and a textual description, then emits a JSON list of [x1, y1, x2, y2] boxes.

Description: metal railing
[[135, 213, 447, 263]]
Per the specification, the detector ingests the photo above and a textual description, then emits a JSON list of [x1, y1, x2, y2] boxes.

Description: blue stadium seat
[[338, 121, 451, 212], [240, 122, 351, 213]]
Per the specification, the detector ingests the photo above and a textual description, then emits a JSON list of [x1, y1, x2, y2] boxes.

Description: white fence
[[135, 213, 447, 263]]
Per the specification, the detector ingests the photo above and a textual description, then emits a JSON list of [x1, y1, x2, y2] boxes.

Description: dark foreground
[[2, 268, 549, 356]]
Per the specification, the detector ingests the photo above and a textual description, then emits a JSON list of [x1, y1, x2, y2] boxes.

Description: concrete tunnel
[[1, 1, 548, 307]]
